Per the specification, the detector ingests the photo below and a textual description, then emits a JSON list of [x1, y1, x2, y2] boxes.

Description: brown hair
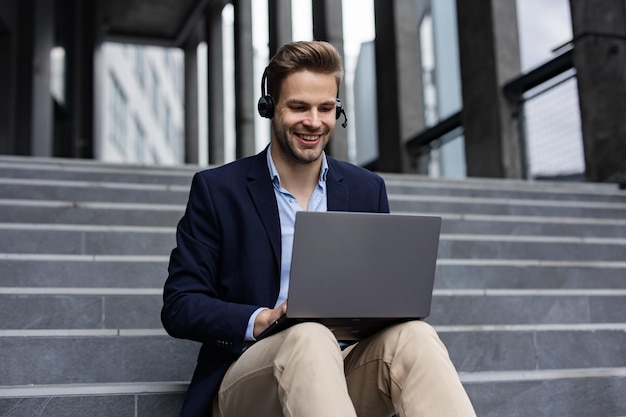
[[265, 41, 344, 101]]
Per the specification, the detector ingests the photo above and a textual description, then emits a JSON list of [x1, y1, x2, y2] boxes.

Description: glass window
[[109, 73, 127, 154]]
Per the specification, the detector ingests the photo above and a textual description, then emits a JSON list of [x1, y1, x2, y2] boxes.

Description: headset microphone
[[335, 98, 348, 128]]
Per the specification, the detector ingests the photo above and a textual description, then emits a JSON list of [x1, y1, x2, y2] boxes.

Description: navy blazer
[[162, 148, 389, 417]]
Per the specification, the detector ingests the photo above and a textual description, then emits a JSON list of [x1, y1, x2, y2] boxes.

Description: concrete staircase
[[1, 155, 625, 417]]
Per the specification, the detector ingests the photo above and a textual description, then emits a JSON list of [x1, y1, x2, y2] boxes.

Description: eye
[[289, 105, 307, 112]]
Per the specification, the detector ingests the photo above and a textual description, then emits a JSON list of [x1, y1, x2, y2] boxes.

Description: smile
[[297, 134, 321, 142]]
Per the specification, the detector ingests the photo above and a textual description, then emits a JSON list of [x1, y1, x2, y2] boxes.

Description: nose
[[302, 109, 323, 129]]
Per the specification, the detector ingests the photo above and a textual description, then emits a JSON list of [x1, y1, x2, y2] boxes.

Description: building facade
[[96, 44, 185, 165]]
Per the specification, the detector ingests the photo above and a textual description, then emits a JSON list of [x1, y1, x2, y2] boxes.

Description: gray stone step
[[3, 175, 625, 206], [2, 155, 623, 202], [1, 156, 625, 417], [0, 226, 175, 256], [384, 177, 626, 203], [1, 226, 625, 261], [0, 201, 184, 226], [438, 325, 626, 373], [2, 326, 625, 386], [11, 202, 621, 239], [0, 156, 197, 186], [0, 258, 169, 288], [3, 196, 624, 227], [2, 370, 624, 417], [437, 234, 626, 261], [462, 368, 626, 417], [0, 291, 163, 330], [0, 179, 189, 204], [433, 262, 626, 289], [440, 214, 626, 238], [2, 258, 624, 290], [1, 290, 624, 330], [429, 290, 626, 325], [390, 195, 626, 219], [0, 387, 186, 417], [0, 333, 198, 386]]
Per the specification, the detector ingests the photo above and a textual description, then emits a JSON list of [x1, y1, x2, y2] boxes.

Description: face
[[271, 70, 338, 166]]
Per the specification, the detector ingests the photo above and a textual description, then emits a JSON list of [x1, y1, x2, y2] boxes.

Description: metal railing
[[406, 45, 585, 180]]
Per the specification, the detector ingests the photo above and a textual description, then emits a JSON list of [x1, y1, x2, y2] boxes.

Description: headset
[[257, 67, 348, 128]]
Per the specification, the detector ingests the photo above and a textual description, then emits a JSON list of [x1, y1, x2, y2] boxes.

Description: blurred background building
[[1, 0, 625, 183]]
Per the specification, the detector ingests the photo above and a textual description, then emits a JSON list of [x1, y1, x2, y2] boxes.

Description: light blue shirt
[[244, 145, 328, 341]]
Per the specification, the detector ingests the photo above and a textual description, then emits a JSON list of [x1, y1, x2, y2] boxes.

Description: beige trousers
[[213, 321, 476, 417]]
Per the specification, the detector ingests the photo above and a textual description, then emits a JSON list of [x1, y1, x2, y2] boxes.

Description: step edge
[[459, 366, 626, 383], [2, 323, 626, 338], [0, 381, 190, 398], [2, 287, 626, 297]]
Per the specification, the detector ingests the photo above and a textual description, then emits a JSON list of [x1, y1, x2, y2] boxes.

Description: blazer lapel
[[326, 158, 349, 211], [247, 150, 281, 265]]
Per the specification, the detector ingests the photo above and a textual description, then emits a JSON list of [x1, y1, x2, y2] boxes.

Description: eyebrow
[[284, 99, 336, 107]]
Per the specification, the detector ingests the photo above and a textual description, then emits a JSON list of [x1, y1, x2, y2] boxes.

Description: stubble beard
[[272, 121, 328, 166]]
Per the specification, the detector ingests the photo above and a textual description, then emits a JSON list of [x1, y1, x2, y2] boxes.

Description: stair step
[[0, 200, 183, 226], [0, 156, 197, 185], [1, 257, 624, 289], [430, 289, 626, 325], [437, 324, 626, 373], [3, 175, 626, 205], [0, 390, 185, 417], [1, 288, 625, 329], [2, 227, 625, 261], [0, 178, 189, 204], [440, 214, 626, 238], [2, 325, 625, 386], [0, 290, 163, 329], [390, 194, 626, 219], [434, 261, 626, 289], [2, 369, 625, 417], [0, 332, 198, 385], [0, 225, 175, 255], [0, 258, 168, 287], [1, 156, 625, 416], [384, 177, 626, 203], [462, 367, 626, 417]]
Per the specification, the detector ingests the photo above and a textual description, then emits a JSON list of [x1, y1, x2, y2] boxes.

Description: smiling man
[[162, 41, 475, 417]]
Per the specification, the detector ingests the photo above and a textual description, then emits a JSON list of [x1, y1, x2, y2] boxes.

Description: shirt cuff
[[245, 307, 268, 341]]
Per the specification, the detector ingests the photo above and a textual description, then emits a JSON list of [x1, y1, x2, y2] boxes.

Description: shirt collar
[[267, 144, 329, 188]]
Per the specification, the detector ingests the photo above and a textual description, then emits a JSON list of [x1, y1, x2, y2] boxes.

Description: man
[[162, 40, 476, 417]]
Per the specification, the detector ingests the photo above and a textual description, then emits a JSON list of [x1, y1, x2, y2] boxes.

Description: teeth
[[300, 135, 318, 141]]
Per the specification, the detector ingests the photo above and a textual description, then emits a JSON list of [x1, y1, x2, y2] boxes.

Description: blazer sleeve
[[161, 172, 259, 353]]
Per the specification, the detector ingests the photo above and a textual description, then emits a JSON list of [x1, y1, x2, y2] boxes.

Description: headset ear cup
[[258, 96, 274, 119]]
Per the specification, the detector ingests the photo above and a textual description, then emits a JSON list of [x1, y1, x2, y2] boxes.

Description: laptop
[[257, 211, 442, 341]]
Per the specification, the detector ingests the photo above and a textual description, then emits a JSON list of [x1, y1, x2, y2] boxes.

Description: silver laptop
[[258, 211, 441, 341]]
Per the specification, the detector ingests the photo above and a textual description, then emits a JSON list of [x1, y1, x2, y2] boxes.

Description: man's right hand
[[253, 300, 287, 338]]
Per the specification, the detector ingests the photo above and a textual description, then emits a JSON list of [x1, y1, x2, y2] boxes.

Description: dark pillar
[[233, 0, 256, 158], [16, 0, 54, 156], [207, 4, 225, 165], [0, 2, 16, 153], [312, 0, 348, 161], [569, 0, 626, 183], [456, 0, 522, 178], [66, 0, 96, 158], [373, 0, 424, 173], [184, 26, 201, 165], [268, 0, 292, 58]]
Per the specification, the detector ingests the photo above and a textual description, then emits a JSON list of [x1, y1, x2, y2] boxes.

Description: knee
[[272, 322, 343, 375], [383, 320, 446, 353], [284, 322, 338, 344], [395, 320, 439, 339]]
